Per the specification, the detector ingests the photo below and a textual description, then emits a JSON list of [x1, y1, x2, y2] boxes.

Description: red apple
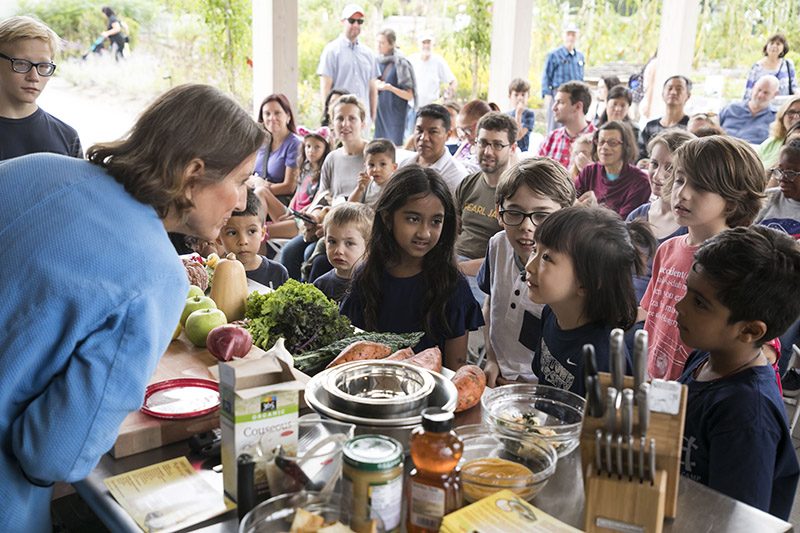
[[206, 324, 253, 361]]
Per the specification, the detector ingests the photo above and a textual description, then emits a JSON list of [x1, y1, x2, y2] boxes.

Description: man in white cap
[[317, 4, 378, 123], [410, 33, 456, 108], [541, 23, 585, 134]]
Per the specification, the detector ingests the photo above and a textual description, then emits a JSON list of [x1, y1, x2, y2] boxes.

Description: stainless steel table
[[74, 406, 792, 532]]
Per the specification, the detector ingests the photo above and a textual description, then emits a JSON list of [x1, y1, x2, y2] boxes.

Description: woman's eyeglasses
[[0, 52, 56, 77], [594, 139, 623, 148], [498, 209, 551, 227], [784, 110, 800, 120], [770, 167, 800, 182]]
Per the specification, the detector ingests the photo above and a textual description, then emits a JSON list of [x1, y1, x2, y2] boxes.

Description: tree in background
[[452, 0, 491, 99]]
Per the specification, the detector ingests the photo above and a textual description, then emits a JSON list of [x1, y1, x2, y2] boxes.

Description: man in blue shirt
[[541, 23, 585, 134], [720, 75, 779, 145], [317, 4, 378, 124]]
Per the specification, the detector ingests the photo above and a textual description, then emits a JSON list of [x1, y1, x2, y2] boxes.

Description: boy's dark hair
[[477, 112, 519, 146], [354, 165, 459, 338], [782, 138, 800, 159], [534, 206, 640, 329], [693, 226, 800, 343], [508, 77, 531, 95], [231, 188, 265, 222], [557, 81, 592, 115], [592, 120, 639, 163], [365, 138, 396, 161], [691, 125, 727, 138], [672, 136, 766, 227], [663, 75, 693, 93], [416, 104, 451, 131], [496, 157, 576, 209]]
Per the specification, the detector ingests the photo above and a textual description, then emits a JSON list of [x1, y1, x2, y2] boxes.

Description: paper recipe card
[[104, 457, 234, 532]]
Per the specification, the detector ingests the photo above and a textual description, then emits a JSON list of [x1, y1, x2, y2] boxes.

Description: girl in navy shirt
[[525, 207, 645, 394], [341, 165, 483, 370]]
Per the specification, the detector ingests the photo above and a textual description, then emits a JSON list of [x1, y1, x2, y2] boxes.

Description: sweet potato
[[386, 347, 414, 361], [326, 341, 392, 368], [403, 347, 443, 373], [453, 364, 487, 412]]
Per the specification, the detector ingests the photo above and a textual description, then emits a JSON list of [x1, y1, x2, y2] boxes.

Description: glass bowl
[[481, 384, 585, 457], [239, 491, 384, 533], [457, 426, 557, 503]]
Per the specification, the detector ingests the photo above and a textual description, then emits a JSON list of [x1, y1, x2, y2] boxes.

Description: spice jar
[[342, 434, 404, 533]]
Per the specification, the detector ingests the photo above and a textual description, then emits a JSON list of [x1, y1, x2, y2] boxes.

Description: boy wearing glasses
[[0, 16, 82, 161], [477, 157, 576, 386], [455, 112, 517, 304]]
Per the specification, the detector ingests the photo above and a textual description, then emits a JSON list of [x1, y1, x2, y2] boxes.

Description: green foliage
[[245, 279, 353, 355], [451, 0, 492, 99]]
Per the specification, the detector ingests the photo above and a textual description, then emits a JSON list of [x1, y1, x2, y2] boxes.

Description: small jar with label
[[342, 434, 404, 533], [407, 407, 463, 532]]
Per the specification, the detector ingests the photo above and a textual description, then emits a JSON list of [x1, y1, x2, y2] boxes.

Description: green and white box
[[219, 354, 303, 501]]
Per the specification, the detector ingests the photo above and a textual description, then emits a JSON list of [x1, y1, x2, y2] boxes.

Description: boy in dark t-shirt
[[676, 226, 800, 520], [218, 189, 288, 290], [0, 17, 83, 161]]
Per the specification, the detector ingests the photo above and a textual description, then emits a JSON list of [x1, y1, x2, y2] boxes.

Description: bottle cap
[[420, 407, 454, 432]]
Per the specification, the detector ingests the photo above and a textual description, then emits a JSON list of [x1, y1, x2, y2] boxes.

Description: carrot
[[453, 364, 487, 412], [326, 341, 392, 368], [404, 347, 443, 373], [386, 347, 414, 361]]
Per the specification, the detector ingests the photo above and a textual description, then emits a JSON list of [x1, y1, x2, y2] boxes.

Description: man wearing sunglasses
[[0, 16, 82, 161], [317, 4, 378, 125]]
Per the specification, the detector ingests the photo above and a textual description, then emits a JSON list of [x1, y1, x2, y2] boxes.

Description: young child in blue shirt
[[313, 202, 372, 303], [676, 225, 800, 519], [525, 206, 647, 395], [341, 165, 484, 370], [477, 157, 576, 386], [218, 188, 289, 289], [506, 78, 536, 153]]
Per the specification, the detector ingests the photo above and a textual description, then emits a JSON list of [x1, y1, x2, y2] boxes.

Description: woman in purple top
[[575, 120, 650, 219], [255, 93, 302, 204]]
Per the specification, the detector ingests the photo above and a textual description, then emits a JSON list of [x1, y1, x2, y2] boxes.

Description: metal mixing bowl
[[323, 361, 436, 417]]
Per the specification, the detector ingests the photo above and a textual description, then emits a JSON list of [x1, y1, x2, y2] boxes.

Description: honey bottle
[[406, 407, 463, 532]]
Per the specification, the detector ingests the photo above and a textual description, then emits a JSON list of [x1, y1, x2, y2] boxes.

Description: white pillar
[[652, 0, 700, 117], [487, 0, 534, 107], [252, 0, 298, 116]]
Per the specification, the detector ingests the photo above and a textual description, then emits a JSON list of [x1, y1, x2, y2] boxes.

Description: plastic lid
[[343, 435, 403, 471], [421, 407, 454, 432]]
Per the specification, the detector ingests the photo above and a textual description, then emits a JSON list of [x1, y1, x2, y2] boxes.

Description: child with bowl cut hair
[[677, 225, 800, 519], [641, 136, 765, 381]]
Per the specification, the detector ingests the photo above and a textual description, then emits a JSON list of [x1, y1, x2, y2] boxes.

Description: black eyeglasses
[[785, 110, 800, 119], [498, 209, 551, 227], [0, 52, 56, 77], [476, 139, 511, 151], [347, 17, 365, 25], [770, 167, 800, 182]]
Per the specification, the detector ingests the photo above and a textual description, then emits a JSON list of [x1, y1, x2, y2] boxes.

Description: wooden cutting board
[[111, 335, 223, 458]]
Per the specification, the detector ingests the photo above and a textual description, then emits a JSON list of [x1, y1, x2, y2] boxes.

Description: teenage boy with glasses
[[317, 4, 378, 125], [0, 16, 82, 161]]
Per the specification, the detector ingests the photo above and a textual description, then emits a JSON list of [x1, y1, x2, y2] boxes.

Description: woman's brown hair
[[87, 84, 265, 219]]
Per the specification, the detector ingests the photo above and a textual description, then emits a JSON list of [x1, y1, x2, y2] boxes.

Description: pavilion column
[[487, 0, 533, 107], [252, 0, 298, 116], [653, 0, 700, 116]]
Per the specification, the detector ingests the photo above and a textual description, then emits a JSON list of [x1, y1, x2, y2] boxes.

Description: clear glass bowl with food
[[239, 491, 385, 533], [456, 426, 558, 503], [481, 384, 585, 457]]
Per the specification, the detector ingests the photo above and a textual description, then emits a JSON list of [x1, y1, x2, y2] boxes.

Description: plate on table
[[140, 378, 220, 420]]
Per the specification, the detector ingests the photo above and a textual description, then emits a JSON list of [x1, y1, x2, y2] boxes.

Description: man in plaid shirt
[[541, 23, 585, 133], [538, 81, 595, 168]]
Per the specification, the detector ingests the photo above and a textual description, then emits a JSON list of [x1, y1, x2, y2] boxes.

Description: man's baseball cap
[[564, 22, 579, 33], [341, 4, 365, 19], [418, 32, 434, 43]]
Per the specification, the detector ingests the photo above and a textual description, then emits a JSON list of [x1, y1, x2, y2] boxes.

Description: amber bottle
[[406, 407, 464, 532]]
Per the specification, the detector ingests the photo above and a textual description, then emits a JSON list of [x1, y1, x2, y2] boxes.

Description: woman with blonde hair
[[758, 95, 800, 168]]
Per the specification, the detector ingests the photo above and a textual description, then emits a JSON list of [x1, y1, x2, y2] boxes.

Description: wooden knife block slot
[[584, 464, 667, 533], [579, 372, 687, 520]]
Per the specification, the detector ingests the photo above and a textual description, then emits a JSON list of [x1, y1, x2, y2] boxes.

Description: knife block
[[584, 463, 667, 533], [579, 372, 687, 520]]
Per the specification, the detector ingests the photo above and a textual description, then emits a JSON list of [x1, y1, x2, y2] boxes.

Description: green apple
[[185, 308, 228, 347], [180, 295, 217, 327], [187, 285, 205, 299]]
